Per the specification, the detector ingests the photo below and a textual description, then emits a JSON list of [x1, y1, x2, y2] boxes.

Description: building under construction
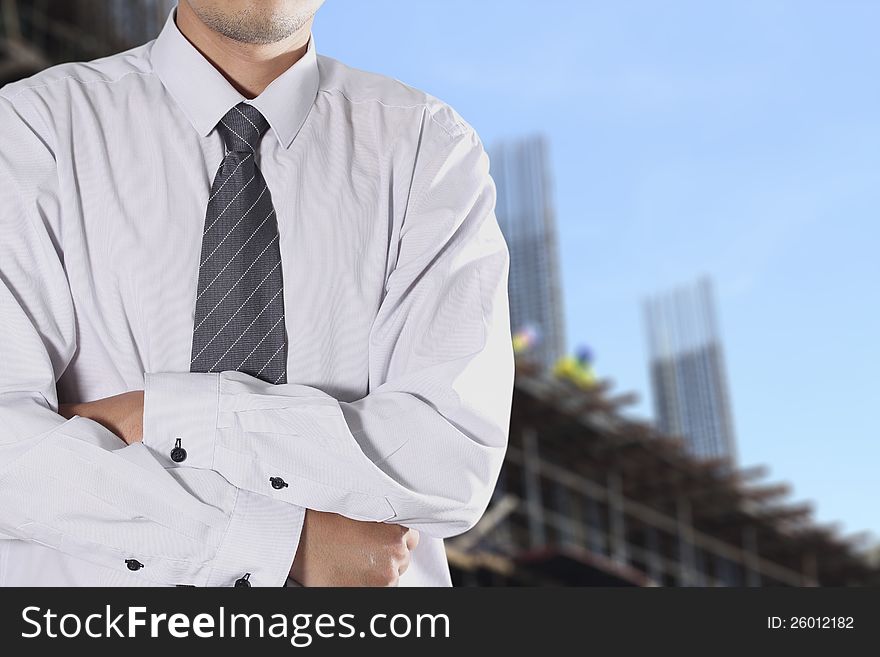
[[644, 277, 738, 465], [447, 359, 880, 587]]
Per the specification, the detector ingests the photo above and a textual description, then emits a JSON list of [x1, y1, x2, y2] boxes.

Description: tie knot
[[217, 103, 270, 153]]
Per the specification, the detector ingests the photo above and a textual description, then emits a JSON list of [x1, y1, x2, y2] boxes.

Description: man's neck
[[175, 1, 311, 99]]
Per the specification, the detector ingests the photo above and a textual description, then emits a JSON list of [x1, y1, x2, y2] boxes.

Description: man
[[0, 0, 513, 587]]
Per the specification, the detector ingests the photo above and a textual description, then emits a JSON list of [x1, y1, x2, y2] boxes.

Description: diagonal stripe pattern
[[190, 102, 287, 384]]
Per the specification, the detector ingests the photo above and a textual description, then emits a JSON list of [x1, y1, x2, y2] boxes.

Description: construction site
[[447, 357, 880, 586]]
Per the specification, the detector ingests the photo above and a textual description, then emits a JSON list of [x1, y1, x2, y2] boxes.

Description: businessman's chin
[[187, 0, 323, 45]]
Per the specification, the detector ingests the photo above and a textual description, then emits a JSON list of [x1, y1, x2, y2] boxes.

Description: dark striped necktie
[[190, 102, 287, 384]]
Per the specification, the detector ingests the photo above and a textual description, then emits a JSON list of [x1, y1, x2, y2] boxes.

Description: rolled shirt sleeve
[[143, 121, 515, 539], [0, 95, 301, 587]]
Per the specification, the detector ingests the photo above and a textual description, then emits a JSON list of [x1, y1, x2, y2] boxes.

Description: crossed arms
[[0, 96, 514, 586]]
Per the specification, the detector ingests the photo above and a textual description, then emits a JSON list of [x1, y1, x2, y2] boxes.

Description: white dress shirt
[[0, 5, 513, 587]]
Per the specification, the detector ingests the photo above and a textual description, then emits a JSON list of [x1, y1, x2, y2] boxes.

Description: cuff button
[[170, 438, 187, 463], [269, 476, 288, 490], [125, 559, 144, 571]]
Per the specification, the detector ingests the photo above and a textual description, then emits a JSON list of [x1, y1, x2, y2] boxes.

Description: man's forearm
[[1, 395, 301, 586], [137, 368, 507, 538]]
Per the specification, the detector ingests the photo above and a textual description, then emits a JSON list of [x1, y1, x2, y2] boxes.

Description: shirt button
[[234, 573, 252, 587], [125, 559, 144, 571], [170, 438, 187, 463], [269, 476, 288, 490]]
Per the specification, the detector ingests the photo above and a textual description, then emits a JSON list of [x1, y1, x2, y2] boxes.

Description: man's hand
[[59, 391, 144, 445], [290, 510, 419, 587]]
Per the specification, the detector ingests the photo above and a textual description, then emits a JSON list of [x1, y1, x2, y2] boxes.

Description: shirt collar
[[150, 5, 319, 149]]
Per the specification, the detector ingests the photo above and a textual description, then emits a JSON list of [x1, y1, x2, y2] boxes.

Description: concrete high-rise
[[489, 135, 565, 371], [644, 277, 737, 463]]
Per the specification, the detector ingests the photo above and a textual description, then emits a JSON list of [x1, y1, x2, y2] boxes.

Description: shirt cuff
[[206, 488, 304, 587], [143, 371, 220, 470]]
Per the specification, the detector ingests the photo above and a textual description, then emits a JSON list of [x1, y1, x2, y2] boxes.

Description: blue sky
[[313, 1, 880, 539]]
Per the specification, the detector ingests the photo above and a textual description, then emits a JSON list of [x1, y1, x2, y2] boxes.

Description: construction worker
[[553, 344, 597, 389]]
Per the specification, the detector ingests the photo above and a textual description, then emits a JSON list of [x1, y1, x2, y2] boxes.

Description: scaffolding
[[448, 361, 879, 587]]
